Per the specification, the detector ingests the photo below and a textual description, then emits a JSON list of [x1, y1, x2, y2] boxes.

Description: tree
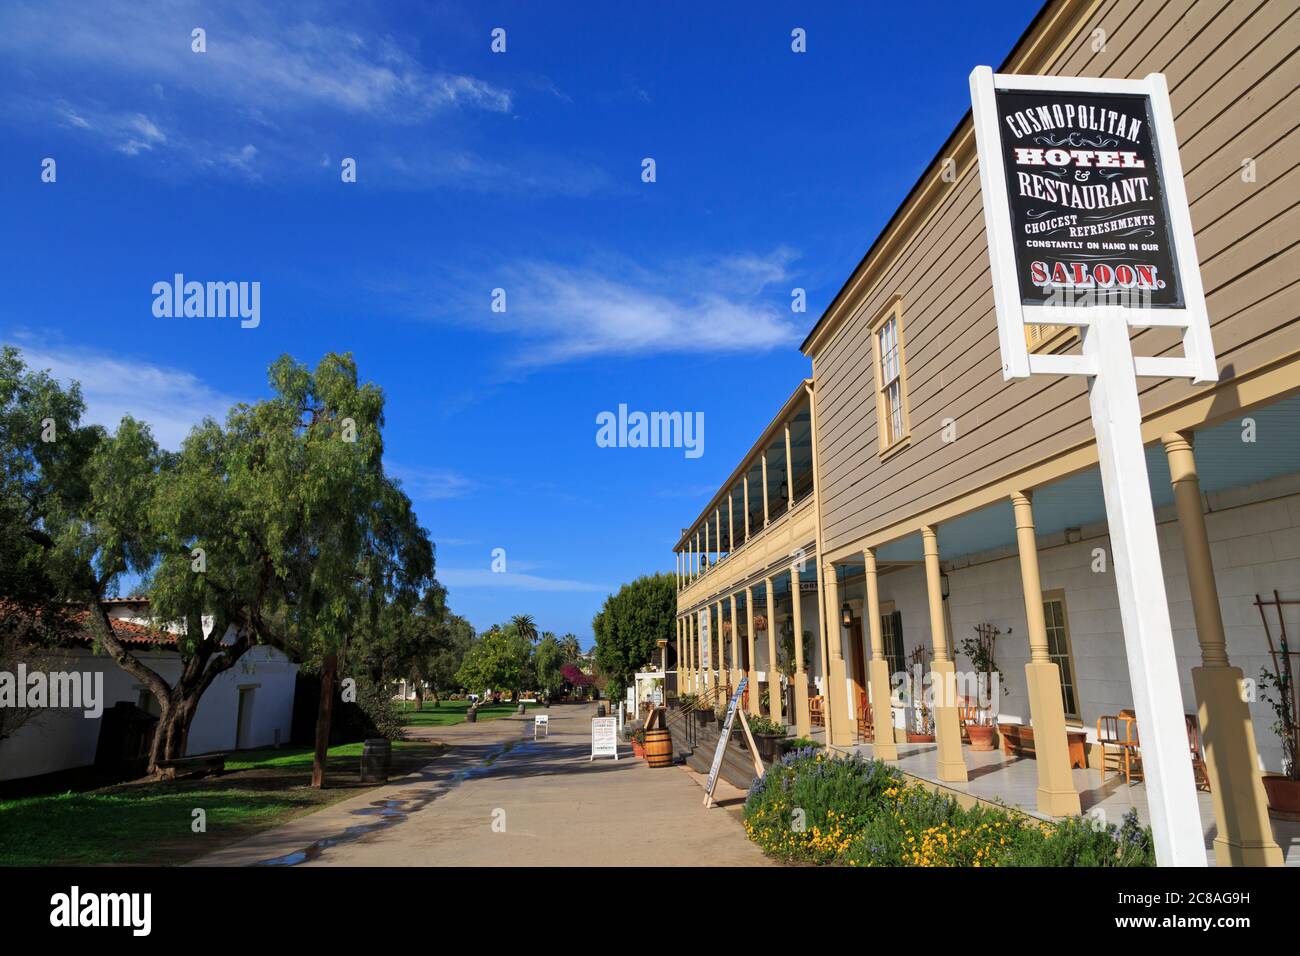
[[420, 613, 474, 705], [3, 346, 434, 779], [511, 614, 538, 644], [592, 572, 675, 696], [534, 633, 564, 700], [455, 623, 532, 699], [559, 633, 582, 663]]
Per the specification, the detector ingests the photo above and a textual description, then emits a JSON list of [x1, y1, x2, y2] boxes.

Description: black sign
[[994, 89, 1182, 307]]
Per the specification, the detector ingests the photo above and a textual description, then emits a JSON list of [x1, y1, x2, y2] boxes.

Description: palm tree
[[512, 614, 538, 643], [559, 633, 581, 662]]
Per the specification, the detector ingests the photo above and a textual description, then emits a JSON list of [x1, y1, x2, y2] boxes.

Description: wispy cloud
[[386, 462, 474, 501], [493, 248, 801, 366], [437, 568, 610, 593], [10, 338, 241, 451], [1, 1, 511, 119], [0, 0, 517, 183]]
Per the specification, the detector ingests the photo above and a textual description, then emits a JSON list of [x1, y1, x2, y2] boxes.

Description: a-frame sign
[[703, 676, 765, 809]]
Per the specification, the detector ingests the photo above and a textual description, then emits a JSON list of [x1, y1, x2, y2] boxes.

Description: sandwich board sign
[[534, 714, 549, 739], [970, 67, 1211, 866], [702, 677, 765, 809], [590, 716, 618, 760]]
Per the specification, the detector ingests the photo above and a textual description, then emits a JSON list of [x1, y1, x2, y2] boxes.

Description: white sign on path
[[590, 716, 618, 760], [534, 714, 549, 739]]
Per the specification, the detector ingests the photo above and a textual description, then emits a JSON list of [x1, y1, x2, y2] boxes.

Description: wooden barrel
[[360, 738, 391, 782], [645, 727, 673, 768]]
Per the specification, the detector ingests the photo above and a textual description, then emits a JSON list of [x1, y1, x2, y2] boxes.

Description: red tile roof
[[0, 601, 176, 648]]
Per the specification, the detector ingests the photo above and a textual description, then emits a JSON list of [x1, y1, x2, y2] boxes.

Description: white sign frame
[[970, 66, 1210, 868], [534, 714, 549, 739], [969, 67, 1216, 384], [590, 716, 618, 760]]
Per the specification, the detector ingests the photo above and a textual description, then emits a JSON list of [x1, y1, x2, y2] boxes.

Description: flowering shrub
[[743, 751, 1155, 867], [743, 750, 903, 864]]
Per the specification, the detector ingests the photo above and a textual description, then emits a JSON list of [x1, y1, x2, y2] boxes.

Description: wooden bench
[[155, 754, 226, 781], [997, 723, 1087, 769]]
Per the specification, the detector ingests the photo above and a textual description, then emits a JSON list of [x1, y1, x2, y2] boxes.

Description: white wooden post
[[1084, 308, 1207, 864]]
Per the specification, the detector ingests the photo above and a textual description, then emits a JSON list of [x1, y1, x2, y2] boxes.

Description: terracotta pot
[[967, 724, 996, 752], [631, 739, 646, 758], [906, 733, 935, 743], [1262, 774, 1300, 820]]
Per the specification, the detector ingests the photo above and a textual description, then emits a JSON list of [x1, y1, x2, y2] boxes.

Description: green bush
[[746, 714, 786, 736], [743, 750, 1154, 868], [999, 809, 1155, 867], [779, 736, 822, 754], [356, 679, 406, 741]]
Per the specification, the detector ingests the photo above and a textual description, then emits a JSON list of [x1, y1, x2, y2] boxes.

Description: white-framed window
[[1042, 589, 1080, 721], [869, 296, 911, 455]]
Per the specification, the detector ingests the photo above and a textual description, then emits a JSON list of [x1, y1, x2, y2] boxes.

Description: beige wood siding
[[813, 0, 1300, 557]]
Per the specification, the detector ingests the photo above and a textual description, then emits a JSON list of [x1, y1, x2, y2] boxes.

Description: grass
[[0, 739, 445, 867], [398, 698, 536, 727]]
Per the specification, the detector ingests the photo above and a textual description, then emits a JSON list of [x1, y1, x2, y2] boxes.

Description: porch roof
[[855, 391, 1300, 565]]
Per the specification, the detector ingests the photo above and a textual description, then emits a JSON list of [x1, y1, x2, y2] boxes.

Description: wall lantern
[[941, 572, 950, 601], [840, 603, 853, 628]]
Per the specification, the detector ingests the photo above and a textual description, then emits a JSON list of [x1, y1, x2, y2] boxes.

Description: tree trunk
[[311, 654, 338, 789], [414, 686, 423, 711]]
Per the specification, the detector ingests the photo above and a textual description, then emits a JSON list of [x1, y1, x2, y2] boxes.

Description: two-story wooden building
[[673, 0, 1298, 865]]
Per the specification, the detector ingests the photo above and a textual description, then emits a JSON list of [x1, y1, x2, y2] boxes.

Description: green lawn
[[0, 739, 445, 867], [398, 698, 536, 727]]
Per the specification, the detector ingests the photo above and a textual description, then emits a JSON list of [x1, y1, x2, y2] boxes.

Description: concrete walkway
[[193, 702, 771, 867]]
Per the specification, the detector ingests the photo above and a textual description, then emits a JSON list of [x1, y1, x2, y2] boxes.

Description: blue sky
[[0, 0, 1043, 644]]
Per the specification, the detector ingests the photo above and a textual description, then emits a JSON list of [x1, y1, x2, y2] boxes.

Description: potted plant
[[1259, 626, 1300, 818], [746, 714, 789, 763], [631, 727, 647, 758], [959, 623, 1007, 751], [905, 644, 935, 743]]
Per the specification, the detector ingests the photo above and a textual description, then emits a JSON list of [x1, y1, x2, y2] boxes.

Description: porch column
[[743, 475, 751, 541], [729, 593, 742, 692], [823, 561, 853, 746], [681, 617, 689, 693], [791, 564, 811, 737], [715, 600, 725, 691], [784, 422, 794, 508], [863, 548, 898, 760], [1011, 491, 1082, 816], [692, 612, 700, 692], [728, 494, 735, 560], [1163, 433, 1283, 866], [745, 585, 760, 716], [716, 509, 722, 564], [686, 617, 696, 694], [704, 523, 710, 574], [764, 575, 782, 725], [676, 616, 686, 691], [761, 452, 770, 526], [923, 525, 967, 782]]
